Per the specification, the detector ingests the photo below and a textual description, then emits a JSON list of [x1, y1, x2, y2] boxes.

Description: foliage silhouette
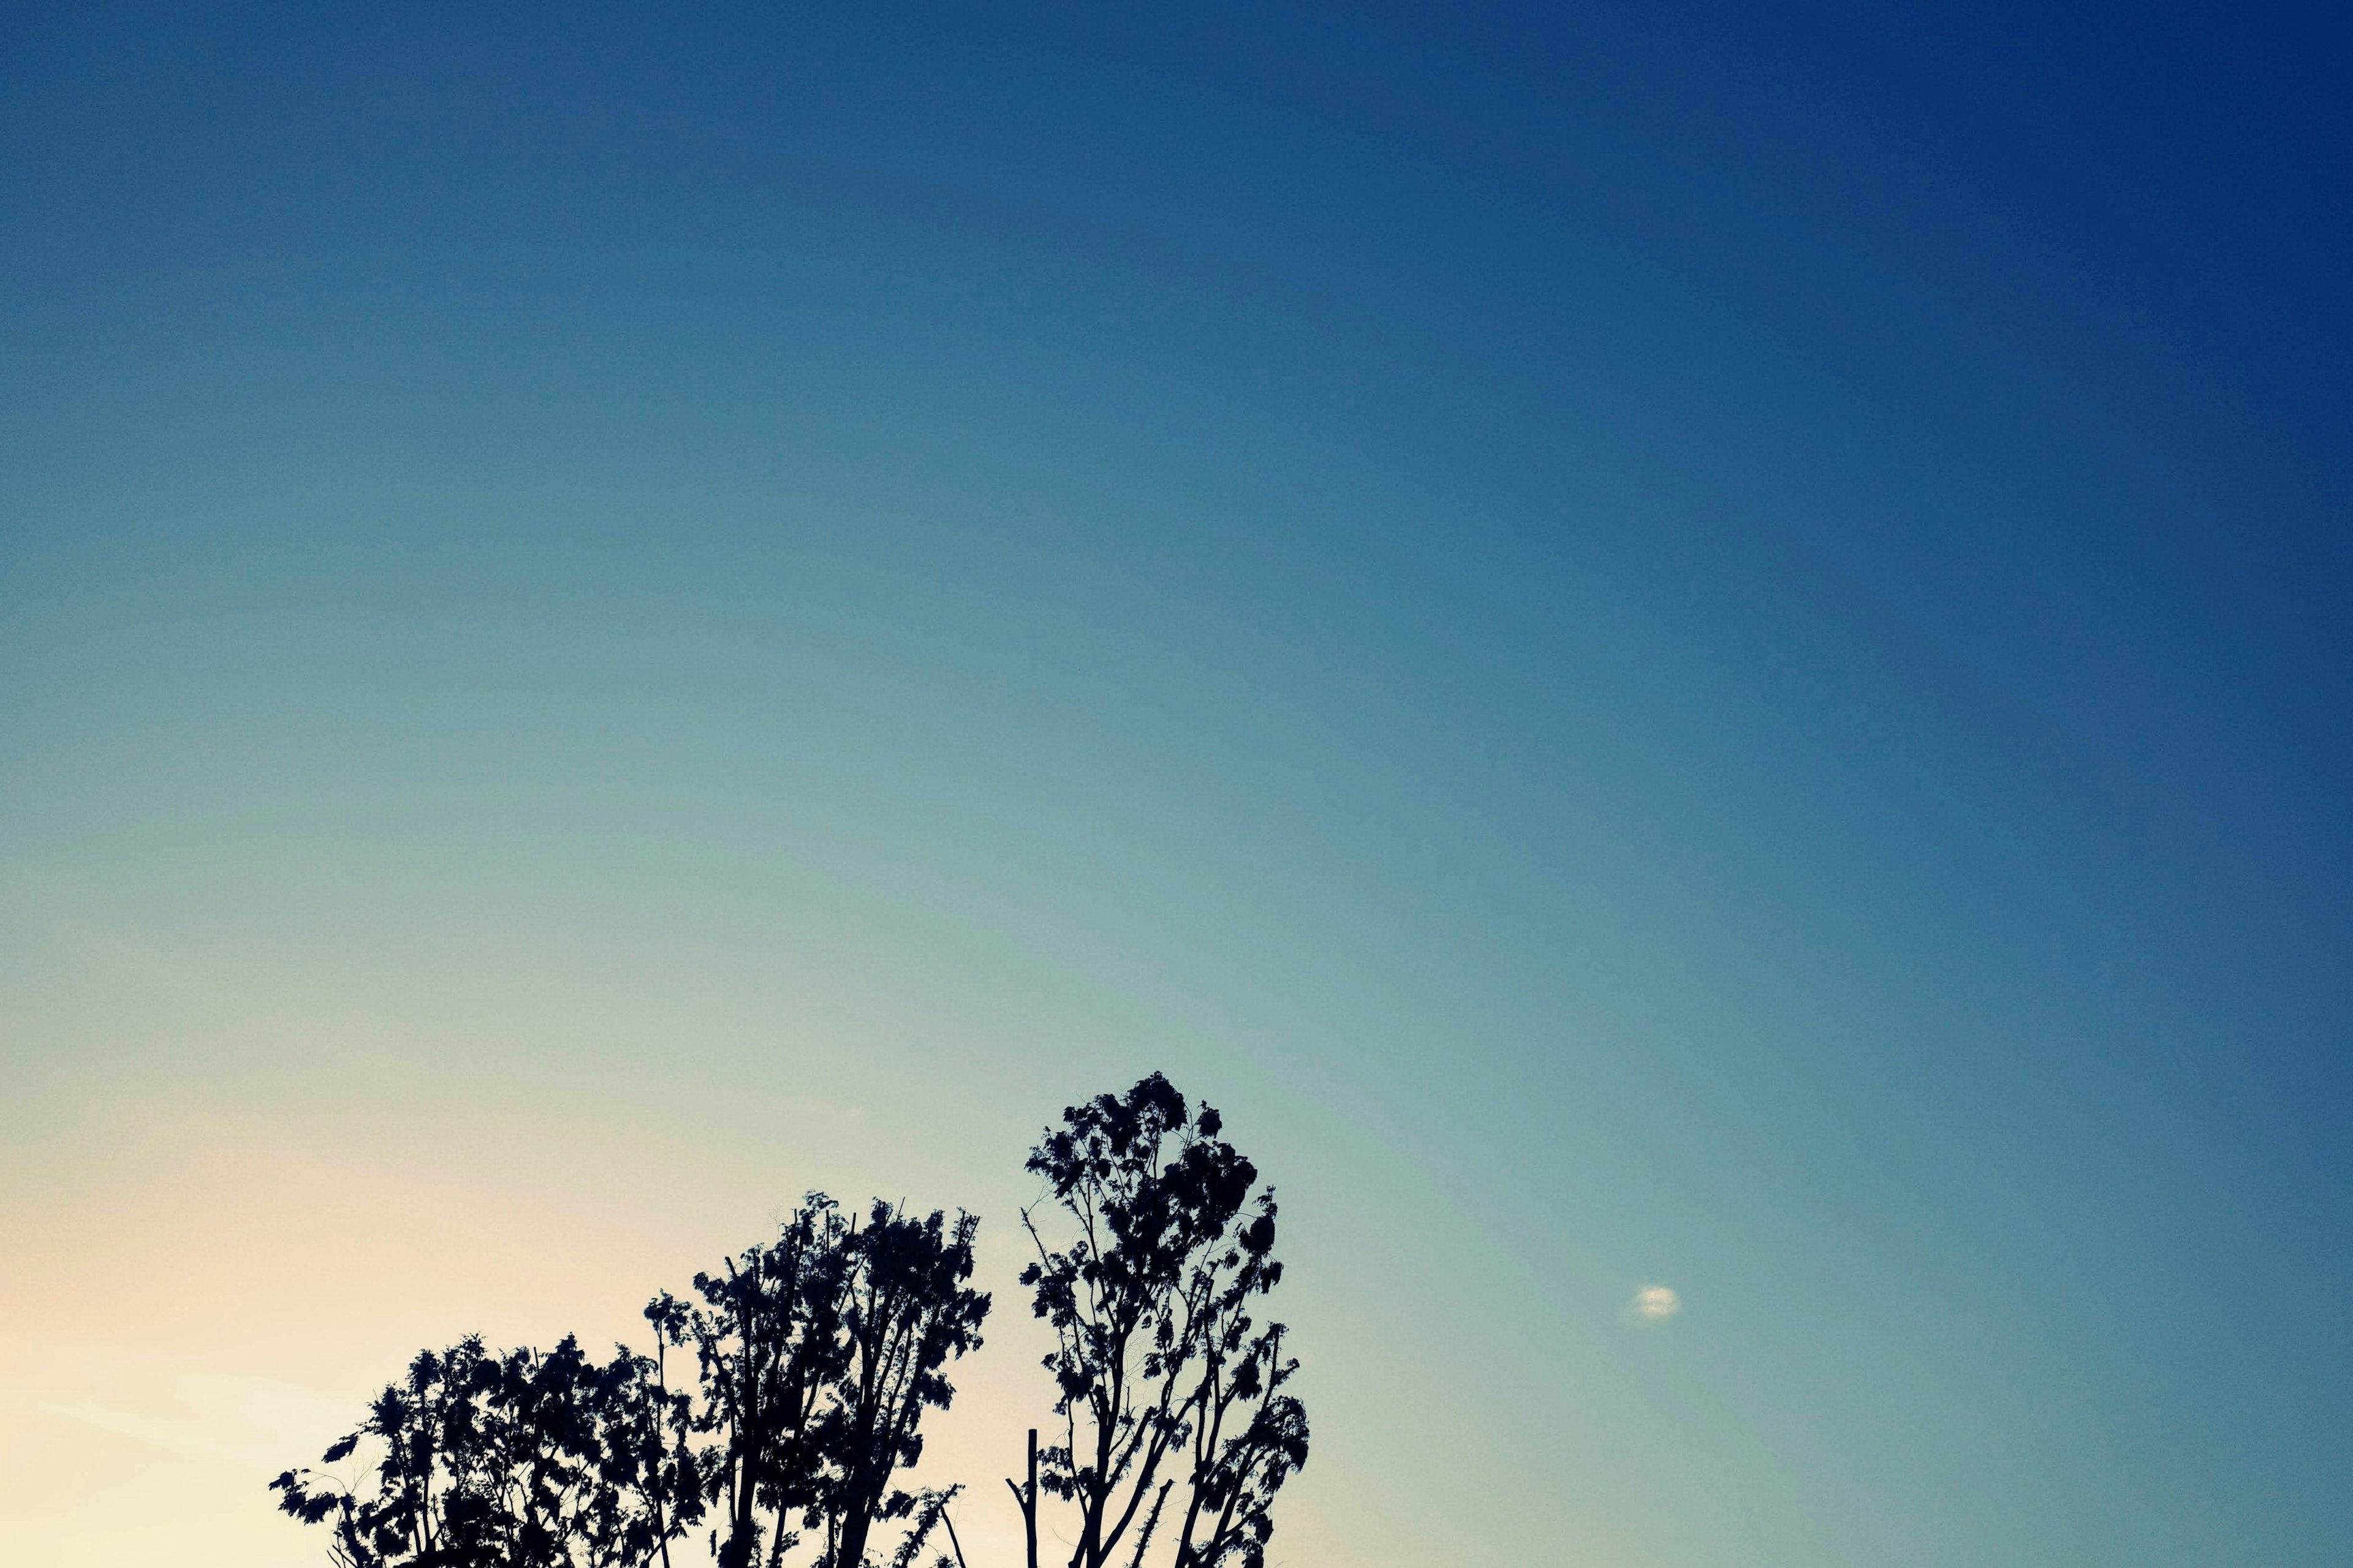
[[271, 1334, 697, 1568], [826, 1204, 990, 1568], [647, 1197, 850, 1567], [276, 1199, 979, 1568], [1012, 1074, 1307, 1568], [273, 1079, 1302, 1568]]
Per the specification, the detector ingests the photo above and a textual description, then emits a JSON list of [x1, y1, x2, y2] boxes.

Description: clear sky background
[[4, 4, 2349, 1565]]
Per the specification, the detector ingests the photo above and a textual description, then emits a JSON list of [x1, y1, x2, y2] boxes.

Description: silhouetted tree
[[590, 1343, 706, 1568], [819, 1203, 990, 1568], [637, 1195, 985, 1568], [1012, 1075, 1308, 1568], [648, 1198, 852, 1568], [276, 1195, 987, 1568], [271, 1334, 695, 1568], [273, 1081, 1305, 1568]]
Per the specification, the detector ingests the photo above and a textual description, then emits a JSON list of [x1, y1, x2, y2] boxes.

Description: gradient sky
[[4, 4, 2351, 1565]]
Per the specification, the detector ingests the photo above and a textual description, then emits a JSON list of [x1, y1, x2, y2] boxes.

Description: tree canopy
[[1015, 1074, 1306, 1568], [273, 1077, 1305, 1568]]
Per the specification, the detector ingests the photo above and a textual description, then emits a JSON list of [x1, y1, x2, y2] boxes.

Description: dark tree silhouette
[[822, 1203, 990, 1568], [1012, 1074, 1308, 1568], [591, 1341, 705, 1568], [642, 1196, 985, 1568], [648, 1198, 852, 1568], [273, 1082, 1303, 1568], [276, 1195, 986, 1568], [271, 1334, 697, 1568]]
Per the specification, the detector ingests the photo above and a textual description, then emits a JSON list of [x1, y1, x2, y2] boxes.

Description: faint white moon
[[1631, 1284, 1681, 1322]]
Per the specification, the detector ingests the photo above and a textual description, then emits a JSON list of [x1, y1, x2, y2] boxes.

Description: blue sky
[[4, 4, 2350, 1565]]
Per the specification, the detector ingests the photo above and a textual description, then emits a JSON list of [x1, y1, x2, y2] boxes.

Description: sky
[[3, 3, 2350, 1564]]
